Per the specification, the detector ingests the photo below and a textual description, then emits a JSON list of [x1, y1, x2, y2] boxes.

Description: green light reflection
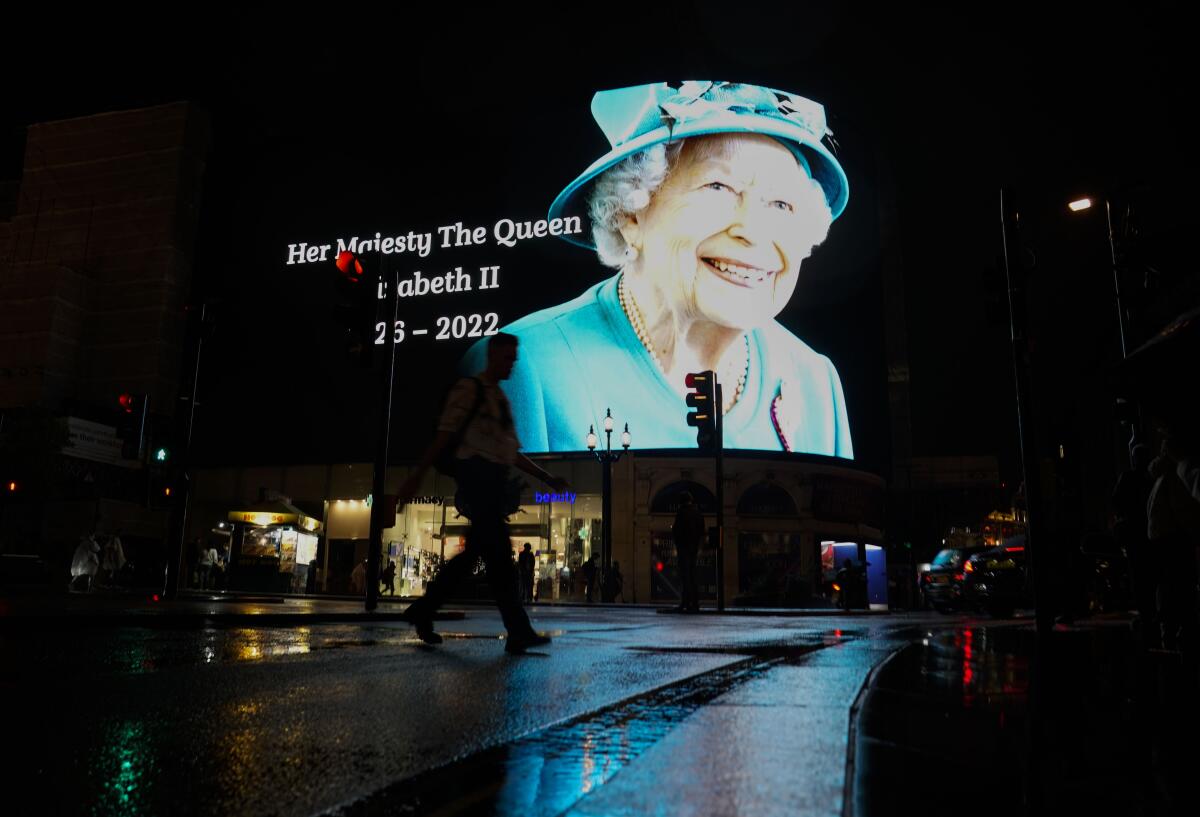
[[92, 719, 153, 817]]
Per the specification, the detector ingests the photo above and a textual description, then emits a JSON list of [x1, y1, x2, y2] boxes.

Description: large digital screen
[[210, 78, 886, 466]]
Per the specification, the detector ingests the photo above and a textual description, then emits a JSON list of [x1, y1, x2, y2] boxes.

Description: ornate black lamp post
[[586, 408, 630, 582]]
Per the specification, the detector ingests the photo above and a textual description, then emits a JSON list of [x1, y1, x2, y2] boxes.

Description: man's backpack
[[433, 377, 485, 478]]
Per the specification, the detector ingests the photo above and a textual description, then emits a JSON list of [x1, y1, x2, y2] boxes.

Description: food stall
[[226, 501, 324, 593]]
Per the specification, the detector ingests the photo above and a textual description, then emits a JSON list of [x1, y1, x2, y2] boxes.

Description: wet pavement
[[0, 602, 927, 817], [848, 620, 1200, 817], [4, 601, 1183, 816]]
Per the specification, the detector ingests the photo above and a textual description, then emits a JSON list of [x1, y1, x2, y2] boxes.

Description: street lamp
[[586, 408, 630, 588]]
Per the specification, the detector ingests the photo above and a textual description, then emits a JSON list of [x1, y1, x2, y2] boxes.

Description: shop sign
[[534, 491, 576, 503], [230, 511, 296, 526], [62, 417, 124, 466]]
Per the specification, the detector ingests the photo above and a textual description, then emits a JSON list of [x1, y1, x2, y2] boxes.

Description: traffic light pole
[[714, 383, 725, 612], [164, 304, 206, 599], [1000, 188, 1052, 637], [365, 262, 400, 613]]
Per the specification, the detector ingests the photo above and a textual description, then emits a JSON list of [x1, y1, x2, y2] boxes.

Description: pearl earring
[[624, 246, 639, 262]]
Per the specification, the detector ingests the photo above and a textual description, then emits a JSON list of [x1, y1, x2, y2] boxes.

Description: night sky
[[3, 5, 1191, 483]]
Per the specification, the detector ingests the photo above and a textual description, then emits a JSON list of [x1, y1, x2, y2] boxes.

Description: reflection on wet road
[[0, 608, 939, 817]]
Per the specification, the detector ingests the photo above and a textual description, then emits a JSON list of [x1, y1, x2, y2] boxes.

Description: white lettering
[[438, 222, 482, 248], [493, 216, 582, 248], [493, 219, 516, 247], [287, 243, 307, 265], [393, 267, 472, 298]]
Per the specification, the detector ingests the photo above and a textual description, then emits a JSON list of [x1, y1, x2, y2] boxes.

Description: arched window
[[649, 481, 717, 514], [736, 482, 797, 517]]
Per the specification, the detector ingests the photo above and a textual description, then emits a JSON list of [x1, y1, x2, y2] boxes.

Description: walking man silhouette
[[396, 333, 569, 652]]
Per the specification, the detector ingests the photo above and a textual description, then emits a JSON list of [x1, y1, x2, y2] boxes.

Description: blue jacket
[[460, 275, 853, 457]]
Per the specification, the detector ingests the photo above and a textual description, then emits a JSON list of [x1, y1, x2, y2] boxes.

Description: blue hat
[[549, 81, 849, 249]]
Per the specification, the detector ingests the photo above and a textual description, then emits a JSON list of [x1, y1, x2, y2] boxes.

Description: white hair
[[587, 136, 835, 270]]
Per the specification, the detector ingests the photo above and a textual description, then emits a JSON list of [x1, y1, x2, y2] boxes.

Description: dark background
[[3, 4, 1191, 485]]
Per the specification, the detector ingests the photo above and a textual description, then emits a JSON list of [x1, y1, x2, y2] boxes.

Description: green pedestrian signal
[[155, 447, 169, 462]]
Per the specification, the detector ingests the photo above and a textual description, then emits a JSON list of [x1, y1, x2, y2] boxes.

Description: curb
[[842, 643, 908, 817]]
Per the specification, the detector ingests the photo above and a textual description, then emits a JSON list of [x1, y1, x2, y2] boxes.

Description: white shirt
[[437, 377, 520, 465]]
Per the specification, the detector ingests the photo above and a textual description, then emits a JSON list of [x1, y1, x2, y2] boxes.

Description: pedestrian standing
[[672, 492, 705, 613], [581, 555, 599, 603], [350, 559, 367, 595], [197, 543, 218, 590], [518, 543, 535, 603], [1146, 431, 1200, 651], [99, 531, 127, 588], [395, 333, 570, 652], [381, 559, 397, 596], [605, 560, 625, 603], [69, 534, 100, 592]]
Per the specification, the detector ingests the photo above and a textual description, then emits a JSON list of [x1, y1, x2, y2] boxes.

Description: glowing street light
[[583, 408, 631, 588]]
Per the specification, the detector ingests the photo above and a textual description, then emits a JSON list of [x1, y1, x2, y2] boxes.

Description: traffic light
[[685, 371, 717, 451], [117, 393, 149, 460], [332, 252, 377, 366], [149, 476, 174, 508]]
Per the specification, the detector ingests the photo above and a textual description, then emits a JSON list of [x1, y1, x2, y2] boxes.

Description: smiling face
[[623, 133, 831, 330]]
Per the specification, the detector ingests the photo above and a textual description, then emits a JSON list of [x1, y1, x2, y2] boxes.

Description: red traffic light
[[335, 251, 364, 283], [118, 393, 136, 413]]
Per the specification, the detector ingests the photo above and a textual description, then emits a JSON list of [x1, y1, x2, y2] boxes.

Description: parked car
[[920, 546, 989, 612], [961, 543, 1029, 617]]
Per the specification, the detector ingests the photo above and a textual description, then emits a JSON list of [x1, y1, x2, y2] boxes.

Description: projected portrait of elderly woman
[[461, 81, 853, 456]]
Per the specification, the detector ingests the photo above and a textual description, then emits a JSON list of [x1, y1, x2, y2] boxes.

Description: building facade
[[189, 452, 886, 607]]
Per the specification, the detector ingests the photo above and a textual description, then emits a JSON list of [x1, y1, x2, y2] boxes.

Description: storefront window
[[650, 531, 717, 604], [386, 500, 451, 597], [737, 532, 811, 606], [383, 493, 602, 600]]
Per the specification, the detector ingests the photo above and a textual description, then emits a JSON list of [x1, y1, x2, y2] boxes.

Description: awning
[[228, 500, 323, 534]]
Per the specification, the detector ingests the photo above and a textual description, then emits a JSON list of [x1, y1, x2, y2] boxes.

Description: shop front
[[226, 502, 323, 593], [381, 491, 604, 601], [191, 453, 885, 605]]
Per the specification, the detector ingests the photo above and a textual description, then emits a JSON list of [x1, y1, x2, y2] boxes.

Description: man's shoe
[[505, 632, 551, 654], [402, 607, 443, 645]]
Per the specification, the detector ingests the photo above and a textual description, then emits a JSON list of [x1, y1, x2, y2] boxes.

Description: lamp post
[[1069, 194, 1145, 455], [1067, 195, 1130, 359], [586, 408, 630, 585]]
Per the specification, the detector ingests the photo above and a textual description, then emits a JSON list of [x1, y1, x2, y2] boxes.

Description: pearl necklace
[[618, 274, 748, 413]]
